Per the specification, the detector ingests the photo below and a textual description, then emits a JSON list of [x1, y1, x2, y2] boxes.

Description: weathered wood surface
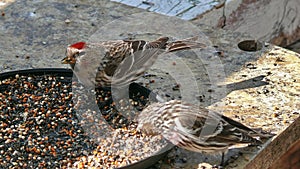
[[111, 0, 221, 20], [113, 0, 300, 47], [245, 117, 300, 169]]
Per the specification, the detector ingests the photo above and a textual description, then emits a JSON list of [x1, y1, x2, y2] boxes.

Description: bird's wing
[[166, 36, 207, 52], [175, 108, 262, 146], [110, 37, 169, 87]]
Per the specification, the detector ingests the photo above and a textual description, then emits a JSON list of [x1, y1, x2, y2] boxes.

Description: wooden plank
[[245, 117, 300, 169], [111, 0, 221, 20], [192, 0, 300, 47]]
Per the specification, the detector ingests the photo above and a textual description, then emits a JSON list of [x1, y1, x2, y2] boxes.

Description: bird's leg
[[213, 153, 225, 169], [220, 152, 225, 167]]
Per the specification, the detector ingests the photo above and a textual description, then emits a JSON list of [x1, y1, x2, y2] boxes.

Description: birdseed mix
[[0, 72, 168, 168]]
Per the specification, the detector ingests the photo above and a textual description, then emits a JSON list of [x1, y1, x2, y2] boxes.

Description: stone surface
[[287, 40, 300, 54], [0, 0, 143, 72]]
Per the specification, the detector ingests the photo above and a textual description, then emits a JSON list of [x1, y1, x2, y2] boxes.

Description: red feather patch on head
[[70, 42, 86, 49]]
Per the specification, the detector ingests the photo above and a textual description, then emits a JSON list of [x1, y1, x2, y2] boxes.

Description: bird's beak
[[61, 57, 70, 64]]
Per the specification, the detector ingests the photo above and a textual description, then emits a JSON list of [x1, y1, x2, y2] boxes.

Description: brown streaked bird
[[61, 37, 206, 88], [137, 100, 273, 165]]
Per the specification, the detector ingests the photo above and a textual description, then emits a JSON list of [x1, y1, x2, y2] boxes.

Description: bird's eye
[[74, 52, 79, 58], [74, 51, 86, 58]]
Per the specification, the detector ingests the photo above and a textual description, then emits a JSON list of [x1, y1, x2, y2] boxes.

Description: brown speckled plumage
[[137, 100, 272, 154], [62, 37, 205, 87]]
